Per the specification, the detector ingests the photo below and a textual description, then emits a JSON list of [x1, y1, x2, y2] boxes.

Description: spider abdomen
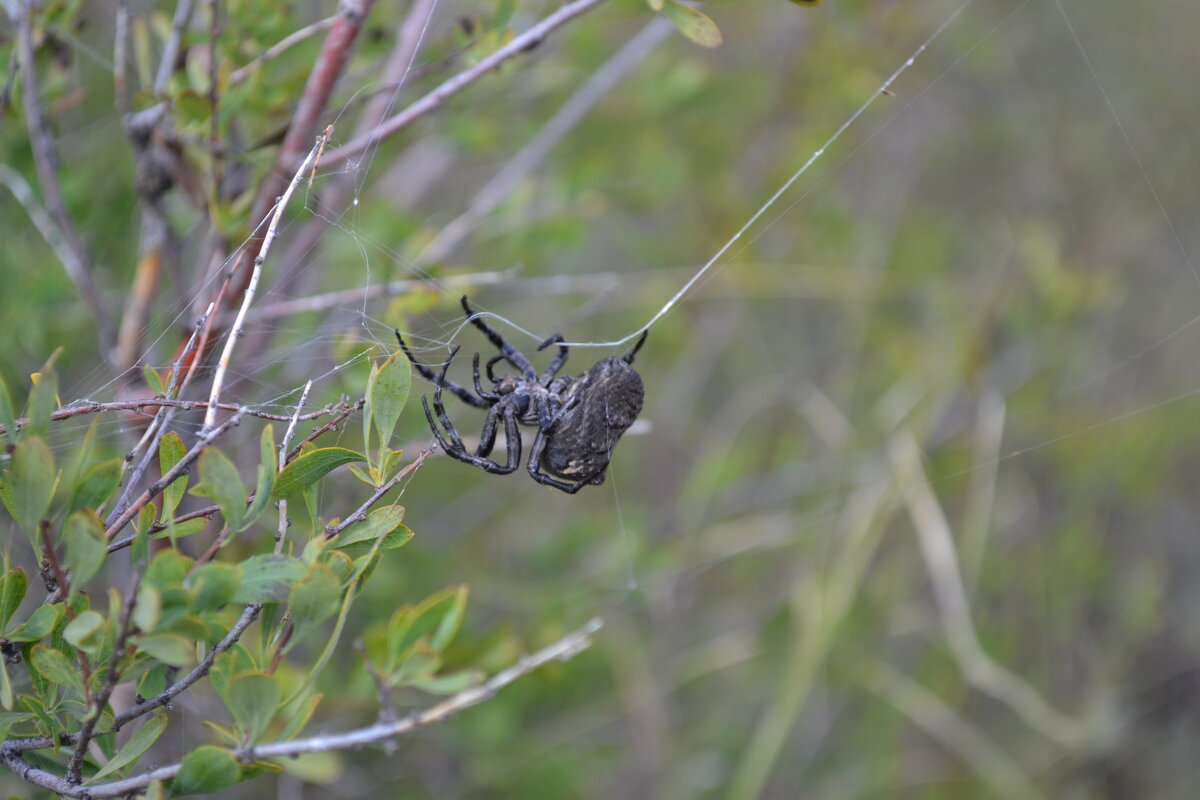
[[541, 357, 645, 484]]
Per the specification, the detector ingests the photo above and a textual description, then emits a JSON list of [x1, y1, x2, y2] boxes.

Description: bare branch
[[202, 134, 329, 432], [417, 16, 673, 266], [229, 15, 337, 84], [887, 432, 1089, 749], [323, 0, 615, 167], [153, 0, 195, 97], [1, 617, 601, 797]]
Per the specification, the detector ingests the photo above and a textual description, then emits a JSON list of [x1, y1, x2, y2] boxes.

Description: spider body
[[395, 296, 647, 494]]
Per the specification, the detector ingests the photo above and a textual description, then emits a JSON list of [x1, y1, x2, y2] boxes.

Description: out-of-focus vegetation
[[3, 0, 1200, 796]]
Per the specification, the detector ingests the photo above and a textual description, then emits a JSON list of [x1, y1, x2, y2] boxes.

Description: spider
[[394, 296, 648, 494]]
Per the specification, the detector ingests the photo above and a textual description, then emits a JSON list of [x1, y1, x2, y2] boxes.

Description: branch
[[887, 432, 1089, 749], [229, 15, 337, 84], [202, 134, 329, 432], [65, 569, 144, 784], [323, 447, 433, 539], [152, 0, 194, 97], [102, 408, 247, 542], [14, 2, 112, 352], [0, 617, 601, 797], [323, 0, 615, 167]]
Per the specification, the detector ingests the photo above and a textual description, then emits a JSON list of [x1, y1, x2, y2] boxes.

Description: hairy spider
[[394, 296, 647, 494]]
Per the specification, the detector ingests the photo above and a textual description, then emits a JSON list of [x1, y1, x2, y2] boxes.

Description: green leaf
[[287, 564, 342, 643], [172, 745, 241, 795], [333, 505, 407, 549], [0, 373, 17, 444], [63, 610, 106, 654], [272, 447, 367, 499], [210, 644, 257, 697], [6, 436, 57, 542], [231, 555, 307, 603], [88, 713, 167, 782], [136, 663, 167, 699], [0, 567, 29, 632], [150, 517, 208, 540], [646, 0, 664, 9], [222, 671, 280, 743], [368, 350, 411, 451], [145, 550, 192, 589], [190, 447, 246, 535], [158, 432, 188, 519], [0, 661, 11, 710], [142, 364, 166, 396], [64, 510, 107, 591], [133, 586, 161, 632], [242, 425, 277, 530], [187, 563, 241, 612], [25, 358, 60, 438], [136, 632, 193, 667], [29, 645, 85, 698], [7, 604, 61, 642], [407, 668, 484, 695], [68, 458, 122, 515], [276, 689, 321, 742], [386, 585, 469, 672], [661, 0, 723, 47]]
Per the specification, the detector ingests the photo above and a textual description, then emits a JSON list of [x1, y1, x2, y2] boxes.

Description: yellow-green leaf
[[64, 510, 107, 591], [222, 671, 280, 743], [158, 432, 187, 518], [88, 713, 167, 782], [661, 0, 723, 48], [172, 746, 241, 795], [272, 447, 366, 499], [6, 436, 57, 542], [190, 447, 246, 534]]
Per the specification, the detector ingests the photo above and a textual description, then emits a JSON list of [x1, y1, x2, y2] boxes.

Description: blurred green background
[[4, 0, 1200, 796]]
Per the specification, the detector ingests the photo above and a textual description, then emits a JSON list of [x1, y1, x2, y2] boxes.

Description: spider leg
[[424, 389, 520, 475], [536, 333, 569, 384], [485, 354, 508, 384], [460, 295, 536, 380], [394, 331, 488, 409], [622, 330, 649, 365], [472, 353, 499, 401]]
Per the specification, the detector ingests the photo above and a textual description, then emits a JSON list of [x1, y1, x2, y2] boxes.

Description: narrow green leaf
[[646, 0, 664, 9], [0, 373, 17, 444], [172, 745, 241, 795], [64, 510, 107, 591], [142, 364, 166, 396], [662, 0, 723, 47], [29, 645, 85, 698], [271, 447, 367, 499], [333, 506, 406, 549], [0, 568, 29, 633], [276, 689, 321, 742], [223, 671, 280, 743], [431, 585, 468, 651], [7, 436, 57, 542], [0, 661, 11, 710], [88, 713, 167, 782], [68, 458, 122, 514], [368, 350, 411, 450], [407, 668, 484, 695], [158, 432, 188, 519], [242, 425, 276, 530], [287, 564, 342, 643], [136, 632, 193, 667], [150, 517, 208, 540], [25, 358, 60, 438], [187, 563, 241, 612], [230, 555, 307, 603], [134, 586, 161, 632], [385, 585, 468, 672], [63, 610, 106, 654], [362, 362, 377, 455], [190, 447, 246, 535], [7, 604, 61, 642]]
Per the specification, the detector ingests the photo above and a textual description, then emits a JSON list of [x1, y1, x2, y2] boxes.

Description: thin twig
[[153, 0, 195, 97], [229, 14, 337, 84], [323, 447, 433, 539], [0, 396, 351, 438], [243, 267, 519, 323], [65, 569, 145, 784], [0, 617, 601, 797], [417, 16, 672, 266], [323, 0, 615, 167], [107, 305, 213, 526], [103, 408, 246, 542], [113, 0, 131, 115], [887, 432, 1089, 749], [112, 603, 261, 731], [202, 136, 328, 432]]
